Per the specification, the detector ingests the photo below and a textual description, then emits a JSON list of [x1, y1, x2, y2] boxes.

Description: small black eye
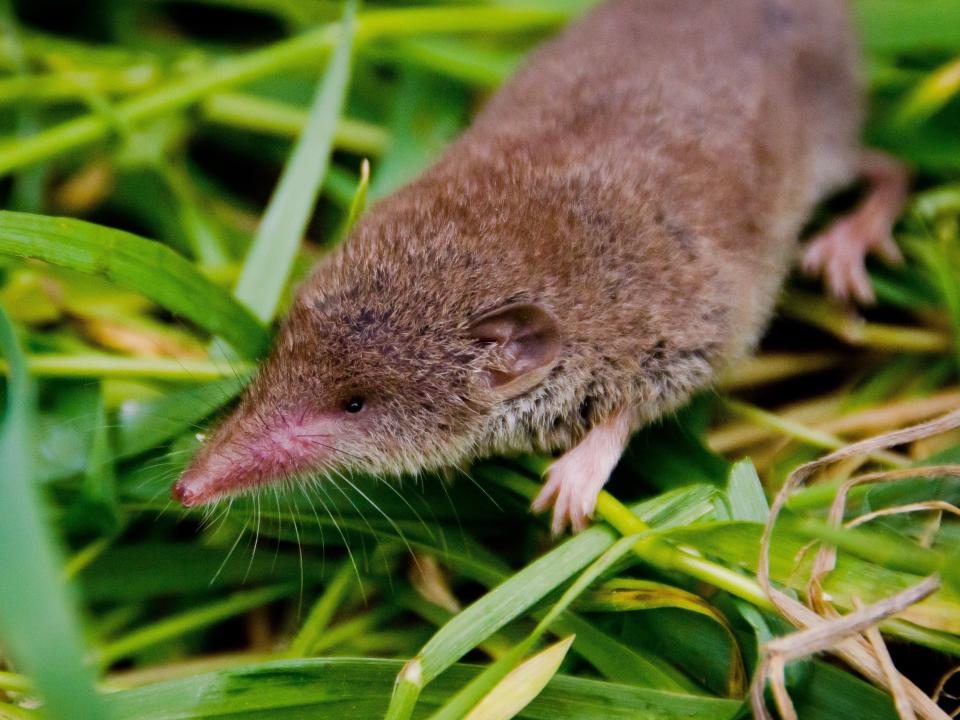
[[344, 397, 365, 414]]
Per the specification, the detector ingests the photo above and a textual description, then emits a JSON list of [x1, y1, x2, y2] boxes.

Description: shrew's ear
[[468, 302, 561, 398]]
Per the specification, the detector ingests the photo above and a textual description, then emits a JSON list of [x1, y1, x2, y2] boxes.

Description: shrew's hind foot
[[532, 410, 632, 535], [802, 151, 909, 305]]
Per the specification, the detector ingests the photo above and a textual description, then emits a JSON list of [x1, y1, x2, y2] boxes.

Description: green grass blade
[[384, 525, 620, 720], [95, 584, 297, 668], [4, 355, 254, 381], [341, 158, 370, 238], [200, 92, 388, 156], [0, 305, 110, 720], [664, 520, 960, 635], [584, 578, 746, 697], [551, 613, 698, 691], [428, 534, 645, 720], [0, 211, 269, 357], [416, 531, 612, 665], [724, 459, 769, 522], [233, 0, 356, 323], [286, 558, 358, 657], [78, 543, 307, 603], [378, 37, 521, 89], [106, 658, 742, 720], [79, 388, 121, 533]]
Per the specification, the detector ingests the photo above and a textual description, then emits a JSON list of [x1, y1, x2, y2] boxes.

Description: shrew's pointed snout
[[171, 408, 338, 507]]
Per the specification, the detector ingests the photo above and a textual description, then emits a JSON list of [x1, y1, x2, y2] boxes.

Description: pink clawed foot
[[532, 451, 607, 534], [802, 151, 909, 305], [532, 410, 632, 535]]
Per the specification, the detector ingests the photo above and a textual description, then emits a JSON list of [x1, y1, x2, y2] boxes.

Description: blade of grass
[[340, 158, 370, 239], [387, 525, 617, 703], [233, 0, 356, 323], [200, 92, 388, 155], [724, 459, 770, 522], [463, 636, 576, 720], [286, 557, 358, 657], [0, 305, 110, 720], [79, 387, 121, 533], [661, 520, 960, 632], [382, 526, 621, 720], [78, 543, 307, 603], [912, 225, 960, 372], [426, 535, 644, 720], [894, 55, 960, 126], [0, 0, 45, 213], [0, 211, 269, 357], [369, 37, 520, 88], [94, 584, 297, 668], [105, 657, 741, 719], [583, 578, 746, 697], [779, 290, 949, 353], [3, 354, 255, 381], [382, 484, 716, 720], [722, 398, 909, 467], [0, 701, 37, 720]]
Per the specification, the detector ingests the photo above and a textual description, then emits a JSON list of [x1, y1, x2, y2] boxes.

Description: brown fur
[[176, 0, 863, 504]]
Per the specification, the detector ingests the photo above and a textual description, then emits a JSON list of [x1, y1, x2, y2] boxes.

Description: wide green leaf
[[0, 211, 268, 357], [107, 658, 741, 720]]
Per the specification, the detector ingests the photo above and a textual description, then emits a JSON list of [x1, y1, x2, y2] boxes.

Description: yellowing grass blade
[[464, 636, 575, 720]]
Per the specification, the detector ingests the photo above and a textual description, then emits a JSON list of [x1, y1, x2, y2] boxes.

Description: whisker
[[313, 476, 365, 599], [299, 486, 327, 577], [377, 476, 436, 543], [245, 493, 262, 582], [286, 491, 305, 616], [336, 473, 418, 567], [210, 517, 246, 587]]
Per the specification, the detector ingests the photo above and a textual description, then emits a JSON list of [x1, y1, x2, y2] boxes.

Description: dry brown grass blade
[[753, 408, 960, 720], [409, 553, 461, 614], [857, 597, 918, 720], [711, 387, 960, 456], [846, 501, 960, 529], [822, 390, 960, 439], [750, 578, 943, 720]]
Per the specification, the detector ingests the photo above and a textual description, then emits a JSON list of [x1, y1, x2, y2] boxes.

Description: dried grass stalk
[[753, 408, 960, 720]]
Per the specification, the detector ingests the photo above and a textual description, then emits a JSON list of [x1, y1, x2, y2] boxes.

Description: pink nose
[[171, 478, 200, 507]]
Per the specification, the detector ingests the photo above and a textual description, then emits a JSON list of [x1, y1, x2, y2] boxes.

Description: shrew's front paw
[[531, 409, 633, 536]]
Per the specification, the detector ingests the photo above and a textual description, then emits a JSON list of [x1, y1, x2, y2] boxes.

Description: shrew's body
[[175, 0, 907, 533]]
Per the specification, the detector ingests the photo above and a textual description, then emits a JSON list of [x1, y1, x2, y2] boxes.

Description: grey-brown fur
[[178, 0, 863, 502]]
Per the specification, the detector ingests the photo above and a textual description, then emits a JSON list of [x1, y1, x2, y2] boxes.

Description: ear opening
[[468, 302, 561, 398]]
